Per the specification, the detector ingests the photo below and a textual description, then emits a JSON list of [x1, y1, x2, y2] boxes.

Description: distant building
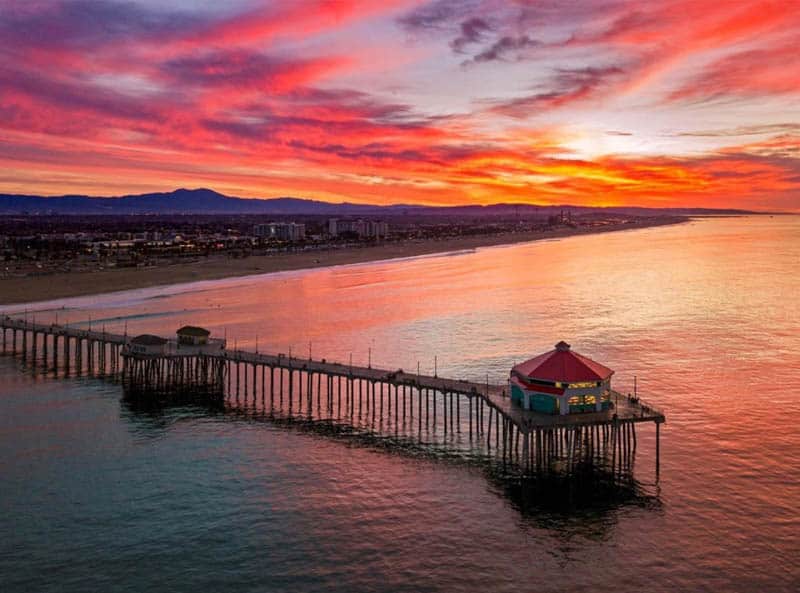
[[253, 222, 306, 242], [128, 334, 168, 356], [509, 341, 614, 415], [177, 325, 210, 346], [327, 219, 388, 239]]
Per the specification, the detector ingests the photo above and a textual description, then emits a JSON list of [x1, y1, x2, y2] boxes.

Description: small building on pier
[[128, 334, 168, 356], [510, 341, 613, 415], [177, 326, 211, 346]]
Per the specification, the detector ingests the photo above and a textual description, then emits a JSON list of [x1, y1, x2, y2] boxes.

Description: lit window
[[568, 381, 600, 388]]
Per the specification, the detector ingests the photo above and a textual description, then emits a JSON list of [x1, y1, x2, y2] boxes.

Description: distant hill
[[0, 187, 761, 217], [0, 188, 386, 215]]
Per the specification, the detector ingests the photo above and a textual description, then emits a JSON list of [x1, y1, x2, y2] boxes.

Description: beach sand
[[0, 218, 685, 305]]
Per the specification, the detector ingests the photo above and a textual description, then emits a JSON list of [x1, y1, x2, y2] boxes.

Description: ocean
[[1, 215, 798, 592]]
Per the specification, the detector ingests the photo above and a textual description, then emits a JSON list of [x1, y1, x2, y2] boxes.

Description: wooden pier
[[1, 315, 665, 477]]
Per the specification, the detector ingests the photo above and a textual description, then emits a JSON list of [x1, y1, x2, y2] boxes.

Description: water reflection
[[490, 465, 661, 521], [119, 391, 660, 528]]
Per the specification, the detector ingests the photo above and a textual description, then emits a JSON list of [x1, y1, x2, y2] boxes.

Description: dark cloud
[[471, 35, 540, 63], [201, 118, 271, 141], [201, 88, 441, 146], [287, 140, 433, 163], [450, 18, 493, 52], [490, 66, 624, 117], [399, 0, 621, 64], [0, 0, 196, 51], [280, 88, 416, 124], [0, 65, 167, 124], [397, 0, 476, 32], [696, 150, 800, 178], [161, 50, 307, 88], [670, 124, 800, 138]]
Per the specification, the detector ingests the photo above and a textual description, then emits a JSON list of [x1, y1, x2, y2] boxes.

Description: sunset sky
[[1, 0, 799, 210]]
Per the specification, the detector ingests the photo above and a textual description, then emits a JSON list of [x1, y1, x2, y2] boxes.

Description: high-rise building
[[253, 222, 306, 242]]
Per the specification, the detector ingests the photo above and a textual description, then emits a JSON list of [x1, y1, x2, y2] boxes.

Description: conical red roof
[[513, 341, 613, 383]]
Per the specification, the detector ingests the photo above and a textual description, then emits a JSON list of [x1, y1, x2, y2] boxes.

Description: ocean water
[[1, 216, 799, 592]]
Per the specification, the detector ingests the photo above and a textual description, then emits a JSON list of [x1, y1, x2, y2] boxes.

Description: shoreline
[[0, 217, 686, 306]]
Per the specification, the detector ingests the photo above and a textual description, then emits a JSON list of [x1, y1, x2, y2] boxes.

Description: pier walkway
[[1, 315, 664, 476]]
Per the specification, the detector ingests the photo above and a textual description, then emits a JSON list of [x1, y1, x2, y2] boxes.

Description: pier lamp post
[[308, 341, 312, 361], [369, 338, 375, 369], [289, 346, 292, 359], [255, 335, 258, 353], [349, 352, 353, 371], [434, 355, 438, 378]]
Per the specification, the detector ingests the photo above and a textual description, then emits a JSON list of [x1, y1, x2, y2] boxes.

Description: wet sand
[[0, 217, 685, 305]]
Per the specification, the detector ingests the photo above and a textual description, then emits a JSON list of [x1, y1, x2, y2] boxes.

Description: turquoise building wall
[[530, 392, 558, 413]]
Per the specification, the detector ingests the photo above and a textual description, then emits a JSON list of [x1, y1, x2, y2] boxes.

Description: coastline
[[0, 216, 686, 305]]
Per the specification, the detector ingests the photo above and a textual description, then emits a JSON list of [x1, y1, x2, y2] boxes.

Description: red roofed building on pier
[[509, 341, 614, 414]]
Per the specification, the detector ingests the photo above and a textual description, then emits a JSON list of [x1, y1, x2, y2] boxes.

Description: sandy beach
[[0, 217, 685, 305]]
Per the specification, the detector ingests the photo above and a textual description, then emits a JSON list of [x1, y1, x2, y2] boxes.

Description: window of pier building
[[569, 394, 597, 406], [568, 381, 602, 389]]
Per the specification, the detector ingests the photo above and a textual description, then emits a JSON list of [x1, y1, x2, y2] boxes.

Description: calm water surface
[[1, 216, 799, 592]]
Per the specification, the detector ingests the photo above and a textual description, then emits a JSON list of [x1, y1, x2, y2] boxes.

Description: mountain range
[[0, 188, 759, 216]]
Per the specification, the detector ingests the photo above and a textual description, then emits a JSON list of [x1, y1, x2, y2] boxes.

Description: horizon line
[[0, 186, 779, 213]]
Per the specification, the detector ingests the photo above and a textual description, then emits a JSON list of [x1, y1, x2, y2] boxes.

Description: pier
[[1, 315, 665, 477]]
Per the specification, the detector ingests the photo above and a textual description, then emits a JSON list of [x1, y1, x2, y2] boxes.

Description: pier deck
[[216, 349, 664, 428]]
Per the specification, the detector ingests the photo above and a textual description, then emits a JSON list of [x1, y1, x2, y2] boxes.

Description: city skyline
[[2, 1, 799, 211]]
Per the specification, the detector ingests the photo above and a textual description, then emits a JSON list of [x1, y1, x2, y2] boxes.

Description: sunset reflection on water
[[2, 216, 799, 592]]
